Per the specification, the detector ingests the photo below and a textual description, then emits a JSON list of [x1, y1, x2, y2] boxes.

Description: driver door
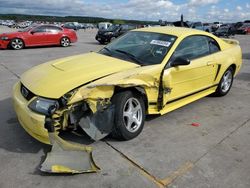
[[162, 35, 218, 106], [26, 26, 47, 46]]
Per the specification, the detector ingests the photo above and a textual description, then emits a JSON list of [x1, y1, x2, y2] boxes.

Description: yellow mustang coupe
[[13, 27, 242, 144]]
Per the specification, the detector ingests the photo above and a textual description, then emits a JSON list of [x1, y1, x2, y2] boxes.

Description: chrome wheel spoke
[[133, 105, 140, 114], [221, 70, 232, 92], [61, 38, 69, 46], [123, 111, 131, 118], [123, 97, 142, 133], [12, 39, 22, 49], [133, 117, 140, 127], [126, 117, 134, 130]]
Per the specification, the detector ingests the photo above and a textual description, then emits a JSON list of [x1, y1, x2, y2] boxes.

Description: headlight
[[28, 97, 59, 116], [0, 36, 9, 40], [104, 32, 113, 35]]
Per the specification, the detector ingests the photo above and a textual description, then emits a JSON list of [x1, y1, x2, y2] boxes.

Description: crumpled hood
[[21, 52, 139, 98]]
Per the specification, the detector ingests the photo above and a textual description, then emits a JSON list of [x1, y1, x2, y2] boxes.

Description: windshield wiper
[[114, 49, 142, 65]]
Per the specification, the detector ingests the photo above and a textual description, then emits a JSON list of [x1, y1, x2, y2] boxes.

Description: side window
[[32, 26, 46, 33], [207, 37, 220, 54], [172, 35, 210, 60], [45, 26, 62, 33]]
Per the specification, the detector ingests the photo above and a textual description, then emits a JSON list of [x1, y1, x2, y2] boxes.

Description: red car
[[0, 25, 77, 50], [237, 23, 250, 34]]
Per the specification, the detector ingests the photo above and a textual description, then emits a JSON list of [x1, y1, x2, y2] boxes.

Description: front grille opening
[[20, 83, 35, 101]]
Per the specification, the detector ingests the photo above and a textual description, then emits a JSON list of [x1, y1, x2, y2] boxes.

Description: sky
[[0, 0, 249, 22]]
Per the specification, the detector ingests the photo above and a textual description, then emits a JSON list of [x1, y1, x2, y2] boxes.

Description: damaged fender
[[65, 73, 160, 141]]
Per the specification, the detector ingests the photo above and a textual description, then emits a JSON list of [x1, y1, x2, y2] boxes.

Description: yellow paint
[[51, 165, 79, 173], [161, 86, 217, 115], [160, 161, 194, 186], [13, 27, 242, 144], [21, 52, 139, 99], [12, 82, 51, 144]]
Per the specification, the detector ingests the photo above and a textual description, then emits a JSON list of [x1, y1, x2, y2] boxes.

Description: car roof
[[134, 26, 209, 38]]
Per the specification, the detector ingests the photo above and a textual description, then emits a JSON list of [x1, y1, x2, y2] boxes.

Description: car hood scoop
[[21, 52, 139, 98]]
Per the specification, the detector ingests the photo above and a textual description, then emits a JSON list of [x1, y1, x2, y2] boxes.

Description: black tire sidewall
[[112, 91, 145, 140]]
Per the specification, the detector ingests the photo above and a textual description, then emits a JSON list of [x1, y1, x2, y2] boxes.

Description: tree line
[[0, 14, 157, 25]]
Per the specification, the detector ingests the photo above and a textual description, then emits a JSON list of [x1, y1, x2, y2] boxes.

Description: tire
[[10, 38, 24, 50], [60, 37, 70, 47], [111, 91, 145, 140], [99, 40, 105, 45], [214, 67, 234, 96], [110, 37, 116, 42]]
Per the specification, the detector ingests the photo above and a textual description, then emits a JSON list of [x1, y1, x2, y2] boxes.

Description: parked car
[[214, 26, 237, 37], [237, 23, 250, 34], [210, 22, 222, 32], [189, 22, 213, 32], [11, 21, 33, 29], [98, 22, 112, 30], [0, 25, 77, 50], [95, 24, 136, 44], [13, 27, 242, 144], [62, 22, 81, 31]]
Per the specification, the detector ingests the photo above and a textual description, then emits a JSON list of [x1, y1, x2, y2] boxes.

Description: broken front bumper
[[12, 82, 50, 144]]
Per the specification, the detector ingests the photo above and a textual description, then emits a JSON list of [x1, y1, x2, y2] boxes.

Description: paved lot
[[0, 26, 250, 188]]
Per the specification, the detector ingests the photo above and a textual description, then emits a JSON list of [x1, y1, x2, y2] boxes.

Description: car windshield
[[106, 25, 119, 31], [99, 31, 177, 66]]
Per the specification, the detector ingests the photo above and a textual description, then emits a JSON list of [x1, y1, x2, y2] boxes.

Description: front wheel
[[214, 67, 234, 96], [111, 91, 145, 140], [10, 38, 24, 50], [60, 37, 70, 47]]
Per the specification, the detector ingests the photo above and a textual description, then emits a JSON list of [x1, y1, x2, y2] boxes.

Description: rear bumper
[[70, 35, 78, 43], [95, 34, 111, 42], [12, 82, 50, 144]]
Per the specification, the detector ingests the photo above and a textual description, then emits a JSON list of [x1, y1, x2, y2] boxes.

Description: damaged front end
[[54, 85, 116, 141], [39, 86, 116, 174], [39, 71, 160, 174]]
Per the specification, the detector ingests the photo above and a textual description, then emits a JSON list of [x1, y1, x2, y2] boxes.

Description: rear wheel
[[214, 67, 234, 96], [10, 38, 24, 50], [111, 91, 145, 140], [60, 37, 70, 47]]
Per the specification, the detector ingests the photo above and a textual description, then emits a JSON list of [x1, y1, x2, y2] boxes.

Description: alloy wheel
[[221, 70, 233, 93], [11, 39, 23, 50], [61, 37, 70, 47], [123, 97, 143, 133]]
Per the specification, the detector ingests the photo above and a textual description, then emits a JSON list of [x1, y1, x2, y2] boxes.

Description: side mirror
[[171, 57, 190, 67], [30, 31, 35, 34]]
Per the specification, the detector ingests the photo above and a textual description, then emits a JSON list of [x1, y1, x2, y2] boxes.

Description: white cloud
[[188, 0, 219, 6], [0, 0, 248, 22], [236, 6, 242, 10]]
